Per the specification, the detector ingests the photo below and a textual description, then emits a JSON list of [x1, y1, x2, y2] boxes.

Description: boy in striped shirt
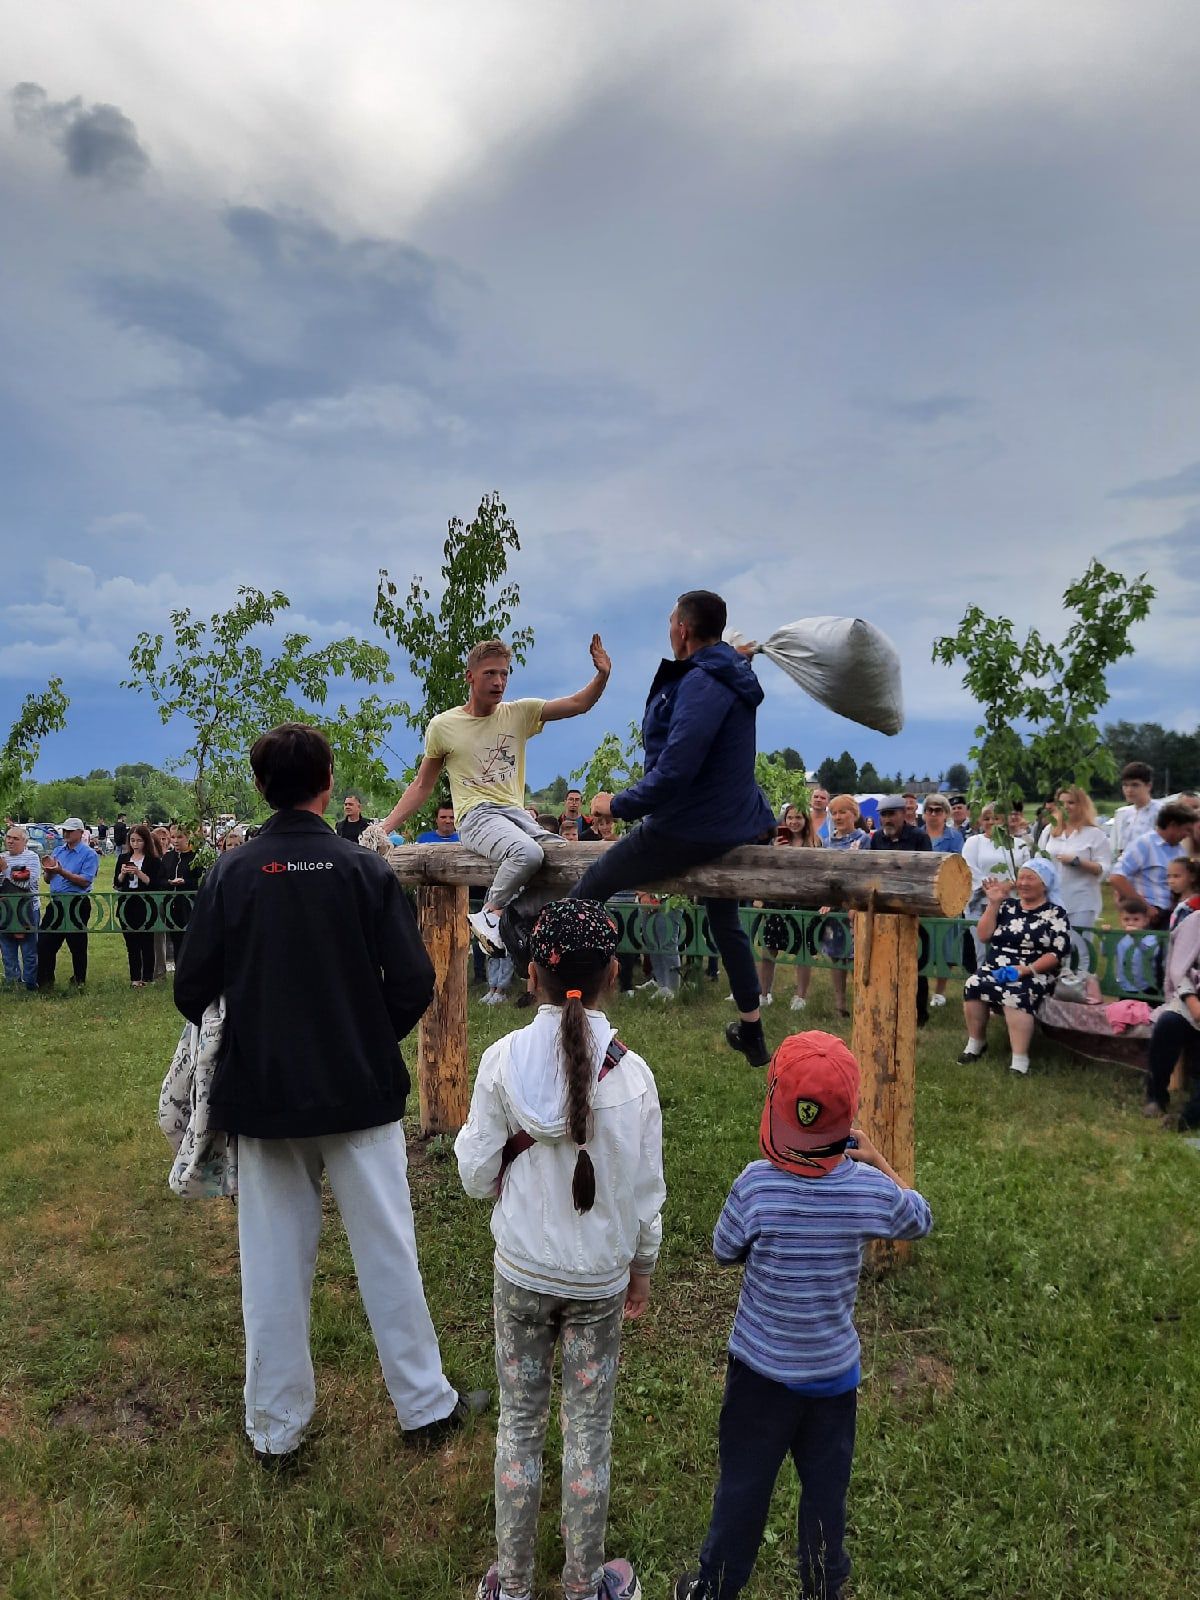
[[676, 1033, 933, 1600]]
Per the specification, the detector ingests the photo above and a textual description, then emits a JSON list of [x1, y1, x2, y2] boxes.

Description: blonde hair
[[1050, 785, 1097, 835], [466, 639, 512, 671]]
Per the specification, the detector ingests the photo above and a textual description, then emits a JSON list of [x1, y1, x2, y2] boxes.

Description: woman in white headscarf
[[958, 856, 1072, 1075]]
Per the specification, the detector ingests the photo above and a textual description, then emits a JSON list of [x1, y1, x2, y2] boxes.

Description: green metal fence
[[0, 894, 1169, 1001]]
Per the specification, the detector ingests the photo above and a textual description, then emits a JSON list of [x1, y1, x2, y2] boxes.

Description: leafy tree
[[932, 559, 1155, 862], [946, 761, 971, 793], [756, 752, 808, 818], [857, 760, 883, 792], [769, 746, 805, 772], [816, 751, 859, 794], [124, 587, 393, 852], [572, 724, 645, 802], [375, 491, 533, 764], [1, 678, 69, 818], [1101, 720, 1200, 796]]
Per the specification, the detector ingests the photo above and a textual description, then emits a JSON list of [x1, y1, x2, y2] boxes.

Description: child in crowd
[[1167, 856, 1200, 931], [1113, 897, 1162, 995], [455, 900, 665, 1600], [821, 795, 867, 1015], [757, 804, 819, 1011], [675, 1032, 932, 1600], [481, 951, 516, 1006]]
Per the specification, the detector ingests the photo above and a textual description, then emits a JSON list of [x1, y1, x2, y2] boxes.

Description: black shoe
[[956, 1043, 988, 1064], [513, 991, 534, 1009], [251, 1442, 304, 1473], [725, 1020, 770, 1068], [404, 1387, 491, 1446]]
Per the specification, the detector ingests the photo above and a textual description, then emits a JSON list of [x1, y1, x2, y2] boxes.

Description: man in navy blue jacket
[[577, 591, 776, 1065]]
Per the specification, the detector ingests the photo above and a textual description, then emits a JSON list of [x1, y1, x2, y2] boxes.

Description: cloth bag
[[728, 615, 904, 735], [158, 997, 238, 1198]]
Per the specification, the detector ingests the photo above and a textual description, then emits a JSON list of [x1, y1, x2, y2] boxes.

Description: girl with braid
[[456, 899, 666, 1600]]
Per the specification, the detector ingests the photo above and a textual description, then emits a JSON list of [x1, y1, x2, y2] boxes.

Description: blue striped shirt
[[1113, 831, 1184, 911], [713, 1159, 933, 1386]]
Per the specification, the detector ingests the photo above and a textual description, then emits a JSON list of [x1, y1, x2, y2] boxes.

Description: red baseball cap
[[759, 1031, 861, 1178]]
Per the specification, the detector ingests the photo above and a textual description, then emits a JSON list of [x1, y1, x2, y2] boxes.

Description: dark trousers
[[37, 896, 92, 986], [571, 824, 761, 1011], [123, 932, 155, 983], [699, 1357, 856, 1600], [1146, 1010, 1200, 1123]]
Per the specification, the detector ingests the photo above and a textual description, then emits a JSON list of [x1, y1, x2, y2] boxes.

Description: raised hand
[[589, 633, 611, 677]]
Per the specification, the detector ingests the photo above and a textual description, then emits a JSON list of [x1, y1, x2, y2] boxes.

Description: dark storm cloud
[[88, 206, 456, 418], [11, 81, 150, 185], [1110, 461, 1200, 501], [853, 392, 978, 425]]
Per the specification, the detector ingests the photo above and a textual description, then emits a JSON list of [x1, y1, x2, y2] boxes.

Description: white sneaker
[[623, 990, 636, 999], [760, 992, 773, 1007], [467, 908, 503, 954], [929, 993, 947, 1008], [635, 980, 658, 992], [790, 995, 808, 1011], [165, 961, 176, 973], [653, 986, 677, 1000]]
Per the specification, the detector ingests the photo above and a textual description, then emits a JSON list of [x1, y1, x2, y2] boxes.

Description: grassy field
[[2, 937, 1199, 1600]]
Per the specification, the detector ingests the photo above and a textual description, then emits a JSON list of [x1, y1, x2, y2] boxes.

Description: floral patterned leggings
[[492, 1271, 626, 1600]]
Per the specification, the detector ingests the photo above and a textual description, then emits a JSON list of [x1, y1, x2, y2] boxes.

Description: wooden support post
[[850, 910, 919, 1267], [416, 884, 470, 1137]]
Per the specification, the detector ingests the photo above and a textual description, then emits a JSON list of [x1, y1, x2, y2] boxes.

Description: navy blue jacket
[[612, 642, 775, 845]]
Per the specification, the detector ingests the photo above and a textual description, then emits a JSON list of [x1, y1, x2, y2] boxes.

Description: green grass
[[2, 940, 1199, 1599]]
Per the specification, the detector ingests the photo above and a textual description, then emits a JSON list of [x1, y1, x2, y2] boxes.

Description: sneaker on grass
[[597, 1560, 640, 1600]]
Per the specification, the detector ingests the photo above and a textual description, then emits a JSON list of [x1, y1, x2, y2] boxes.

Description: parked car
[[22, 823, 58, 858]]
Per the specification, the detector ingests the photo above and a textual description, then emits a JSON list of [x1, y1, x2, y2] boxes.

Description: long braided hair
[[529, 899, 619, 1214]]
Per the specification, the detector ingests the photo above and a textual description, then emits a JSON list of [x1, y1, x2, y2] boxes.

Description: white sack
[[727, 615, 904, 736]]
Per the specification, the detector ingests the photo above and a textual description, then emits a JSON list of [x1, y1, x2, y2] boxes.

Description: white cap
[[60, 817, 86, 833]]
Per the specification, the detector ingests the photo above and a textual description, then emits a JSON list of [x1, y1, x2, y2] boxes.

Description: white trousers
[[237, 1120, 457, 1453]]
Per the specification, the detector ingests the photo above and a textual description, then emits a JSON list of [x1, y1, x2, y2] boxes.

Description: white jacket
[[455, 1005, 665, 1298]]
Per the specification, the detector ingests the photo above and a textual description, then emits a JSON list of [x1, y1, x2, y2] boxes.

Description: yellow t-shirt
[[425, 699, 546, 819]]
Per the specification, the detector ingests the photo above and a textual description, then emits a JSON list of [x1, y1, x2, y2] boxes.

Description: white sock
[[1010, 1053, 1030, 1075], [963, 1037, 986, 1057]]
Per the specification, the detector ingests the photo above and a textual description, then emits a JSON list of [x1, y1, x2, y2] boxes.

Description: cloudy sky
[[3, 1, 1199, 795]]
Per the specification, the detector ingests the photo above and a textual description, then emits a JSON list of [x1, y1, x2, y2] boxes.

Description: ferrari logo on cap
[[795, 1098, 820, 1126]]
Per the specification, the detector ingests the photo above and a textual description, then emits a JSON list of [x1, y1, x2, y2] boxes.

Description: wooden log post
[[850, 909, 919, 1268], [392, 845, 970, 1178], [415, 883, 470, 1136]]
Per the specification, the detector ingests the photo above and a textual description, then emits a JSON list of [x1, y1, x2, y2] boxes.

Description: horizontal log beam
[[388, 840, 970, 918]]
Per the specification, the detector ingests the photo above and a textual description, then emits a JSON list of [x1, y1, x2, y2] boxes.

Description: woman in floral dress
[[957, 857, 1072, 1076]]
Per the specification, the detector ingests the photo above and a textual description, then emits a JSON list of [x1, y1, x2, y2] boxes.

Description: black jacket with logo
[[174, 808, 434, 1138]]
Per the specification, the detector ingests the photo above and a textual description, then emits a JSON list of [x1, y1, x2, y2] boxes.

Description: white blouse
[[1037, 824, 1111, 927]]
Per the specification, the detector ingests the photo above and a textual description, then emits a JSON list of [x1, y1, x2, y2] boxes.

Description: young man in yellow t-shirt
[[381, 636, 611, 948]]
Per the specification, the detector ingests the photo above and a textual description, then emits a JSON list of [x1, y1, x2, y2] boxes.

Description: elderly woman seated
[[957, 857, 1072, 1076]]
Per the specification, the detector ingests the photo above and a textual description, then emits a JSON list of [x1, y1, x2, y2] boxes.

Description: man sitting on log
[[381, 634, 612, 951], [576, 589, 776, 1066]]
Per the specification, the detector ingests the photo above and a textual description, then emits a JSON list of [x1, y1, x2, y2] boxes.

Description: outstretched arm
[[541, 634, 611, 722], [380, 755, 446, 834]]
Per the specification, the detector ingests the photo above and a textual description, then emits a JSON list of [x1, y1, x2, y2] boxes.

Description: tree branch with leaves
[[1, 677, 70, 818]]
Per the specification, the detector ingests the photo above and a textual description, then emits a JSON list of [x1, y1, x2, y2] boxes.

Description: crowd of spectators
[[6, 763, 1200, 1127]]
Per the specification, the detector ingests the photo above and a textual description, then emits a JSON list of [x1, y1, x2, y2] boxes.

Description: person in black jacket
[[160, 824, 201, 963], [869, 797, 933, 1026], [174, 722, 486, 1465], [114, 823, 164, 985]]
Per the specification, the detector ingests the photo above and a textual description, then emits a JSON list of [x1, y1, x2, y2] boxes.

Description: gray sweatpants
[[458, 803, 557, 909]]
